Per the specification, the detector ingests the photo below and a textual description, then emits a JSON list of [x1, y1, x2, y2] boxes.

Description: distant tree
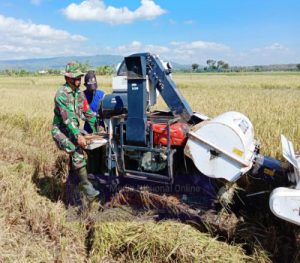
[[78, 61, 91, 73], [47, 69, 60, 75], [254, 66, 261, 72], [206, 59, 217, 71], [191, 63, 199, 72], [222, 63, 229, 70], [53, 69, 61, 75], [96, 65, 114, 75], [216, 60, 230, 71], [297, 64, 300, 71], [4, 69, 12, 76], [17, 69, 30, 76], [217, 60, 225, 69]]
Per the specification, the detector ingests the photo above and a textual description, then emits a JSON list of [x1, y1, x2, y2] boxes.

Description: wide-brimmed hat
[[64, 61, 84, 78]]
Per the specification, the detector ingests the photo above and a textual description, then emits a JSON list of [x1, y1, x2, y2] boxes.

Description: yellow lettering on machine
[[233, 147, 244, 157]]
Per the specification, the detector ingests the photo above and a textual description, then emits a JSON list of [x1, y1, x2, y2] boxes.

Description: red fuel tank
[[152, 122, 189, 146]]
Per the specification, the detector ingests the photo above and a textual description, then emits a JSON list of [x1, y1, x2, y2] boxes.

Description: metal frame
[[111, 114, 178, 184]]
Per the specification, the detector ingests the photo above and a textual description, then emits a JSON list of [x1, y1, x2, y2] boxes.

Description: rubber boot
[[77, 166, 100, 202]]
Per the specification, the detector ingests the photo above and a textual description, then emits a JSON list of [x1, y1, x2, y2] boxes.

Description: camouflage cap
[[64, 61, 84, 78]]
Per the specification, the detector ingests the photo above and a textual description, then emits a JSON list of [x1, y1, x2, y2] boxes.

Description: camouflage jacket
[[52, 83, 97, 138]]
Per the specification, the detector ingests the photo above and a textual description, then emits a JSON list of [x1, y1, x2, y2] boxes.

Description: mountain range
[[0, 55, 189, 71]]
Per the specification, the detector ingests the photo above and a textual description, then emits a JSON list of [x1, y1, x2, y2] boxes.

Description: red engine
[[152, 122, 189, 146]]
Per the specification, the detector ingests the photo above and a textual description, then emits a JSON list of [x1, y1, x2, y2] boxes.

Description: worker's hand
[[98, 125, 106, 133], [77, 134, 87, 148]]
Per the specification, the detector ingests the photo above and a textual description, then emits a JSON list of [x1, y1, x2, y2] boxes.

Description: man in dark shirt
[[83, 70, 105, 133]]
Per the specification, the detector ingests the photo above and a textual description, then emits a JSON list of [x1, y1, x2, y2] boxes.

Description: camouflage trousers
[[51, 125, 86, 170]]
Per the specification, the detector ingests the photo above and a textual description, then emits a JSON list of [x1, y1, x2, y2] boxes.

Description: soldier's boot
[[77, 166, 100, 202]]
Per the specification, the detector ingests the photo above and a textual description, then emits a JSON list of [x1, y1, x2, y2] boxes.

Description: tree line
[[191, 61, 300, 73], [191, 59, 229, 72], [0, 61, 116, 76]]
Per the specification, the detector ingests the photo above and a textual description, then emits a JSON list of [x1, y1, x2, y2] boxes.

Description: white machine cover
[[185, 111, 256, 181]]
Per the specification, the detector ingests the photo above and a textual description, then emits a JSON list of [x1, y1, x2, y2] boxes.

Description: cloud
[[30, 0, 42, 5], [104, 41, 170, 56], [252, 43, 288, 53], [228, 42, 291, 65], [62, 0, 167, 24], [100, 40, 297, 66], [172, 40, 230, 51], [99, 40, 232, 65], [265, 43, 286, 51], [164, 41, 295, 65], [0, 16, 295, 66], [0, 14, 87, 59]]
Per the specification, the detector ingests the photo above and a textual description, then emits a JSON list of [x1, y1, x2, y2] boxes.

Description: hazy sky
[[0, 0, 299, 65]]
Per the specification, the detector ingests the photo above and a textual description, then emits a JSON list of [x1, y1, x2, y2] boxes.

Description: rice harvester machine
[[87, 53, 300, 226]]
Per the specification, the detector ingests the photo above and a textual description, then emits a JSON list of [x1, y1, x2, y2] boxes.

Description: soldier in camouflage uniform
[[51, 62, 100, 202]]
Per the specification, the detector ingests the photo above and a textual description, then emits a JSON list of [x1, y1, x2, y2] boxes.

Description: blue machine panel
[[146, 54, 193, 121], [125, 55, 148, 145], [101, 93, 128, 118]]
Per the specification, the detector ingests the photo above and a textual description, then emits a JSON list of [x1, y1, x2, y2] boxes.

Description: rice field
[[0, 72, 299, 262], [175, 73, 300, 158], [1, 72, 299, 157]]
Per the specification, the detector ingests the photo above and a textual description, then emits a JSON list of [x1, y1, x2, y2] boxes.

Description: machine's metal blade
[[281, 134, 300, 170], [281, 134, 300, 188]]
